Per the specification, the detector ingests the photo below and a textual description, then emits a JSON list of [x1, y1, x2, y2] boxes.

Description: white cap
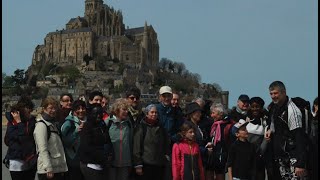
[[234, 119, 248, 129], [159, 86, 172, 95]]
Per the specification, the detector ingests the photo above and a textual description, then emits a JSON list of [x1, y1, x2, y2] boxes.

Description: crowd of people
[[3, 80, 318, 180]]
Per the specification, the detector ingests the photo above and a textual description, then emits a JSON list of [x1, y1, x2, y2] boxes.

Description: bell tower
[[84, 0, 103, 27]]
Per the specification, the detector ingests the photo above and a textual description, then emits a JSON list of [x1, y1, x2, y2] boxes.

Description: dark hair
[[313, 97, 318, 113], [88, 91, 103, 101], [60, 93, 74, 102], [249, 97, 265, 107], [72, 100, 87, 112], [269, 81, 286, 92], [126, 87, 141, 98], [10, 103, 28, 122], [86, 103, 103, 122], [17, 95, 34, 110], [179, 121, 195, 137]]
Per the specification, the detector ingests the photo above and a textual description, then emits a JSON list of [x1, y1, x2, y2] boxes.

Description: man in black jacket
[[265, 81, 308, 180]]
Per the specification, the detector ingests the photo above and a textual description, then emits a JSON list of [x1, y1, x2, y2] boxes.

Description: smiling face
[[43, 104, 57, 118], [60, 95, 73, 109], [146, 107, 158, 122], [160, 93, 173, 106], [89, 95, 102, 104], [269, 87, 287, 105], [73, 105, 86, 120], [250, 102, 263, 118], [171, 93, 179, 108], [116, 106, 128, 121]]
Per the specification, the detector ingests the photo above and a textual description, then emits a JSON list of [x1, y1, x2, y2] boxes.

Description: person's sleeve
[[60, 120, 77, 147], [5, 123, 18, 145], [132, 124, 144, 167], [172, 143, 182, 180], [291, 128, 308, 168], [33, 122, 52, 172]]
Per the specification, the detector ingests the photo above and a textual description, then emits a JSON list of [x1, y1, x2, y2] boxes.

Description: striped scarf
[[287, 98, 303, 131]]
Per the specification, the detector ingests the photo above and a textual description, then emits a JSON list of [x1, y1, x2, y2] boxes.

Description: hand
[[135, 167, 143, 176], [295, 167, 307, 177], [264, 129, 271, 141], [46, 172, 54, 179], [206, 142, 214, 152], [11, 111, 21, 123], [78, 121, 84, 132]]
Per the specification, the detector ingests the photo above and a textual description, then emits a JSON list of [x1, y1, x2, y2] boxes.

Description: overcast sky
[[2, 0, 318, 107]]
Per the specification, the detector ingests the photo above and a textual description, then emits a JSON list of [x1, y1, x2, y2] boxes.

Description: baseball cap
[[238, 94, 249, 102], [231, 119, 249, 136], [159, 86, 172, 95]]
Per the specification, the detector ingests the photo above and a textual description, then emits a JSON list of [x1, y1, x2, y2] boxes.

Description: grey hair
[[269, 81, 286, 92], [210, 103, 226, 115], [144, 104, 157, 114]]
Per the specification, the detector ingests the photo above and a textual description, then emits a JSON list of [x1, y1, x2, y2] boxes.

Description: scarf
[[41, 112, 55, 124], [128, 106, 141, 121], [287, 98, 303, 130], [210, 120, 229, 146], [236, 106, 247, 115], [144, 117, 158, 126]]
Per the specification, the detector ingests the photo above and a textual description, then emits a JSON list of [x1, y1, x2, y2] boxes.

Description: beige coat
[[33, 114, 68, 174]]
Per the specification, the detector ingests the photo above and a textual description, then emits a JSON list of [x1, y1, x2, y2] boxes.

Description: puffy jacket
[[172, 140, 205, 180], [33, 113, 68, 174]]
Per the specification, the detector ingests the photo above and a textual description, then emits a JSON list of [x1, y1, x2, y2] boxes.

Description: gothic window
[[126, 55, 129, 61]]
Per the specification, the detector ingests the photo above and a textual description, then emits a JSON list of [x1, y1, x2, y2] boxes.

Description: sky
[[2, 0, 318, 107]]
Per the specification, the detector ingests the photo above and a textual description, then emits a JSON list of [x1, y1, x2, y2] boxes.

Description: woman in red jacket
[[172, 121, 205, 180]]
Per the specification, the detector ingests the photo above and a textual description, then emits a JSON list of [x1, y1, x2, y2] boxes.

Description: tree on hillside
[[64, 66, 82, 84], [3, 75, 14, 87], [12, 69, 26, 86]]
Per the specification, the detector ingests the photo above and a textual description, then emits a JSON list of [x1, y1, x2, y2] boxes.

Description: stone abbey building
[[32, 0, 159, 72]]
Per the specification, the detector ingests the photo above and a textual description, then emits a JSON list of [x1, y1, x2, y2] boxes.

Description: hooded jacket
[[33, 113, 68, 174]]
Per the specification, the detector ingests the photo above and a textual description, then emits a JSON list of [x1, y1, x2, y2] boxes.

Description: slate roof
[[124, 27, 145, 36], [48, 27, 92, 35]]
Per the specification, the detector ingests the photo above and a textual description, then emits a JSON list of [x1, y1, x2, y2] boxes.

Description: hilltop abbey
[[32, 0, 159, 71]]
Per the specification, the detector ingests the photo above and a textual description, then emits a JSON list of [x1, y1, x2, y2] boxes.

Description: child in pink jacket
[[172, 121, 205, 180]]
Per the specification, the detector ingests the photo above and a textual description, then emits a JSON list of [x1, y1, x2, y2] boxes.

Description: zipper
[[189, 144, 195, 180]]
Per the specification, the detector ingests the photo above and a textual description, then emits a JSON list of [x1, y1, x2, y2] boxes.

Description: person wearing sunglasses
[[126, 87, 145, 129]]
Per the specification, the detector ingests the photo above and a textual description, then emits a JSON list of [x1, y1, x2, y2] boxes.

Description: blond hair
[[110, 98, 129, 116]]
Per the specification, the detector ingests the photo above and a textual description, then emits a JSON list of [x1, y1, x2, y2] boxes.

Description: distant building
[[31, 0, 159, 73]]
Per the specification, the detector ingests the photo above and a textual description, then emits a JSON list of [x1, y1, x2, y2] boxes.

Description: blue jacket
[[156, 103, 183, 147], [4, 113, 37, 161]]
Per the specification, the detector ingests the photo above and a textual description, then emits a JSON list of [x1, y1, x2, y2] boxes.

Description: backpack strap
[[37, 120, 60, 140], [37, 120, 51, 140], [223, 119, 236, 146]]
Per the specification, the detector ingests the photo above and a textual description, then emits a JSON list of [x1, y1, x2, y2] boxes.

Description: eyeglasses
[[128, 96, 139, 101]]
